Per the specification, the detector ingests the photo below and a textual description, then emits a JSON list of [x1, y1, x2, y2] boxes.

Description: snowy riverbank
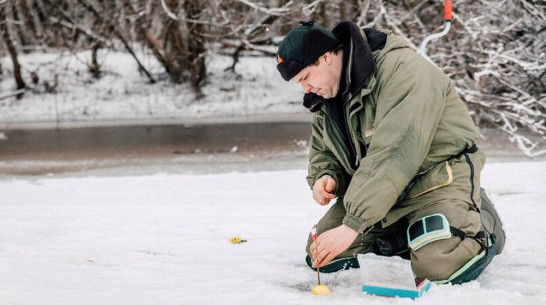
[[1, 50, 304, 129]]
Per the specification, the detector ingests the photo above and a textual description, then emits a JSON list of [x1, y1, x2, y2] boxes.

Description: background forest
[[1, 0, 545, 156]]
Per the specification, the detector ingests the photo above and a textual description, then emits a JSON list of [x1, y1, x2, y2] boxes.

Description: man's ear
[[322, 52, 332, 65]]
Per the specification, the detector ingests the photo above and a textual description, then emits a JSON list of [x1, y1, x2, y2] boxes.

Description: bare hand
[[312, 175, 337, 205], [309, 224, 358, 268]]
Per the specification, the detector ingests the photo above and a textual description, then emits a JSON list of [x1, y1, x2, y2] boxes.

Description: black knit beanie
[[276, 21, 341, 81]]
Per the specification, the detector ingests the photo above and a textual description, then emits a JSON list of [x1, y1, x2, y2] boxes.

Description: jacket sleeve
[[342, 48, 450, 233], [307, 112, 350, 195]]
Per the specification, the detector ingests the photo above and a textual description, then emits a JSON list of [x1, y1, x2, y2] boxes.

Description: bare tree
[[0, 0, 26, 98], [1, 0, 544, 155], [182, 0, 206, 96], [219, 0, 296, 72], [441, 0, 546, 156], [287, 0, 546, 156]]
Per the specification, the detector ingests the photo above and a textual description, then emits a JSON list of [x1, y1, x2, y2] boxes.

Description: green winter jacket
[[306, 22, 484, 233]]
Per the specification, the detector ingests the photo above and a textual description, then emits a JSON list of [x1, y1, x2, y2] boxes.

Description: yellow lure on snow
[[229, 237, 248, 244], [311, 284, 330, 295]]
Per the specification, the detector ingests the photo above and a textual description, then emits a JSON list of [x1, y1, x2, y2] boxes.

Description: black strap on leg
[[450, 226, 488, 252], [472, 231, 489, 252], [450, 226, 466, 240]]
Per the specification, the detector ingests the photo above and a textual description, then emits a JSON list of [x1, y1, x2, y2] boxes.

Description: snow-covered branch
[[235, 0, 292, 16], [160, 0, 178, 20]]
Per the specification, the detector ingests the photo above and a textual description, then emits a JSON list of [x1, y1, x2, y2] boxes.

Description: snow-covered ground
[[1, 160, 545, 305]]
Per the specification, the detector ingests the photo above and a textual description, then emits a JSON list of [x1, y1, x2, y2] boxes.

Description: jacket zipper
[[325, 107, 359, 171], [326, 114, 353, 170], [343, 91, 360, 169], [344, 108, 360, 169]]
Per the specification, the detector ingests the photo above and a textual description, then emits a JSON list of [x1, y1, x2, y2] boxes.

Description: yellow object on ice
[[229, 237, 247, 244], [311, 284, 330, 295]]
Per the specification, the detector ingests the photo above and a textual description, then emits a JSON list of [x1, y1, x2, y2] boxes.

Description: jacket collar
[[331, 21, 376, 100]]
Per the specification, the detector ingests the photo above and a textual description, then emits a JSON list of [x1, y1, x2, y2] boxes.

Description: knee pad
[[407, 214, 453, 251], [408, 213, 490, 282]]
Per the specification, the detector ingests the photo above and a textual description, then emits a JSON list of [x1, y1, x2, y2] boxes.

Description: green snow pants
[[305, 150, 496, 282], [306, 197, 483, 281]]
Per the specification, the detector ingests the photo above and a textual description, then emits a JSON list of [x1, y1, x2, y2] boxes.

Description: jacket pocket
[[408, 161, 453, 199]]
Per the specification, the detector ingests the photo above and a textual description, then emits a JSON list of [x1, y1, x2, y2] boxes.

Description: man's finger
[[320, 189, 336, 199], [325, 178, 336, 193], [319, 252, 336, 267], [310, 240, 318, 253], [312, 252, 327, 268]]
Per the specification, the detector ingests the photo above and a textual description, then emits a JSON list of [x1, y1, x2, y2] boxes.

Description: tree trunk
[[160, 0, 186, 82], [0, 2, 27, 96], [183, 0, 206, 97], [90, 41, 102, 78], [17, 0, 42, 43]]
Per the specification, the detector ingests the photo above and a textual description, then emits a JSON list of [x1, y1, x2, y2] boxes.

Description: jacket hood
[[331, 21, 376, 98]]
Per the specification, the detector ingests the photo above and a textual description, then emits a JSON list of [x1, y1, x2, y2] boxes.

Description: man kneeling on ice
[[275, 20, 505, 284]]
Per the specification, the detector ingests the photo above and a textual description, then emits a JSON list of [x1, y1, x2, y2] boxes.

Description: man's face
[[291, 52, 341, 99]]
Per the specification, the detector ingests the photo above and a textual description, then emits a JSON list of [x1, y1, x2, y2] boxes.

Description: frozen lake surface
[[1, 124, 545, 304]]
